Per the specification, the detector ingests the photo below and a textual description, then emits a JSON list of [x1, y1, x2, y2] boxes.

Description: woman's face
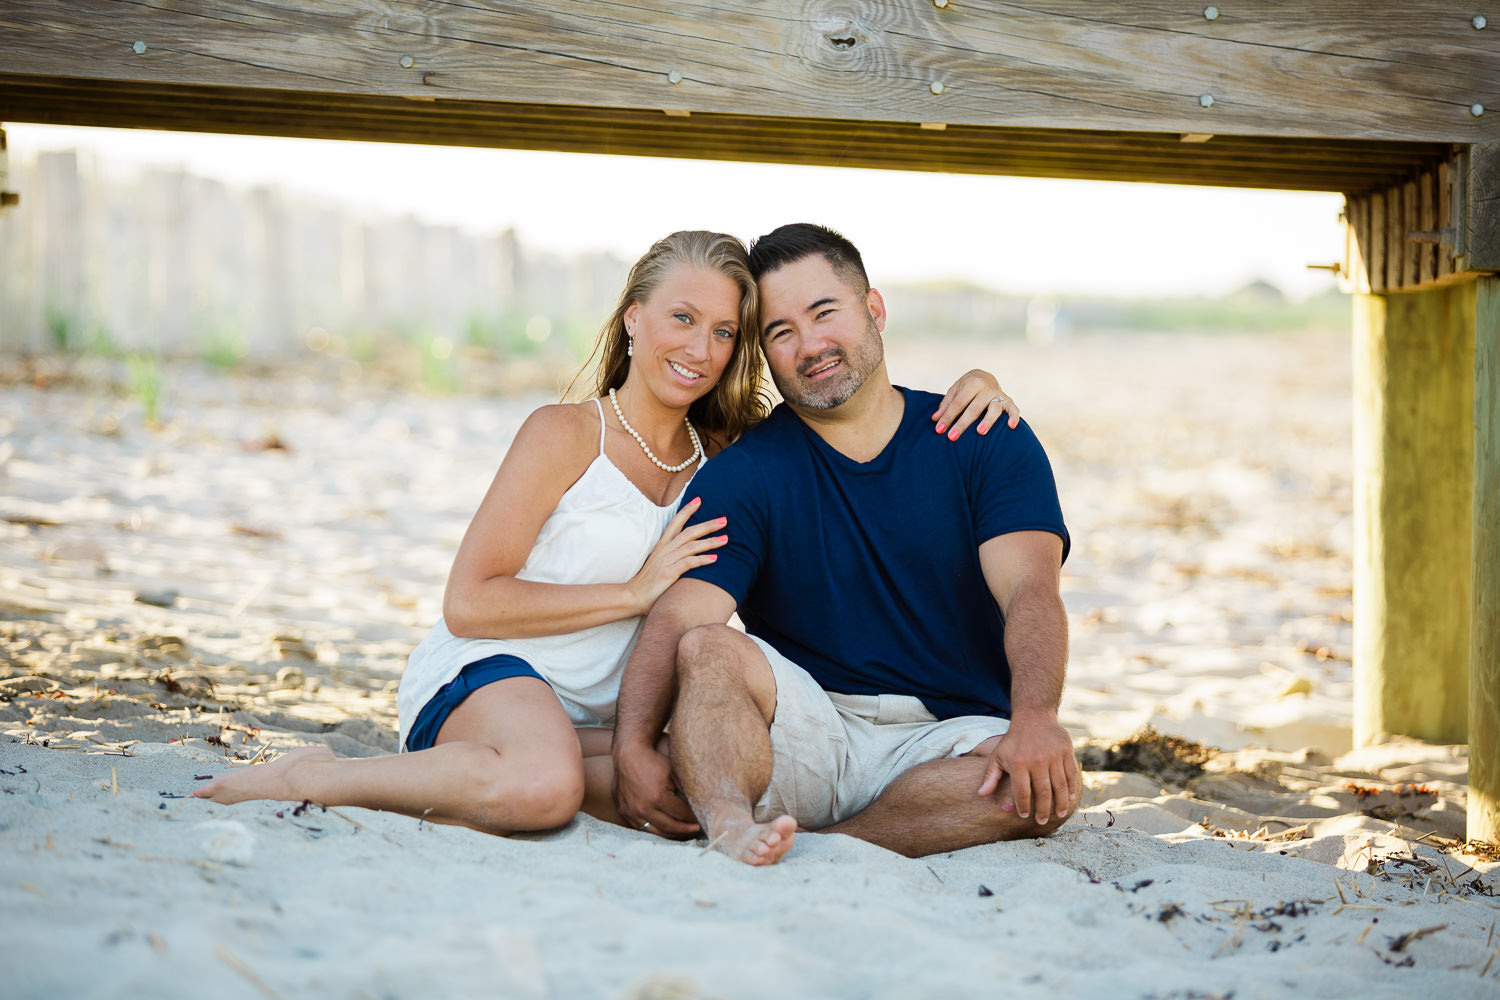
[[623, 264, 742, 407]]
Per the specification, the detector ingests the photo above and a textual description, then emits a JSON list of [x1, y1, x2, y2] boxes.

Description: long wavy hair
[[567, 231, 770, 443]]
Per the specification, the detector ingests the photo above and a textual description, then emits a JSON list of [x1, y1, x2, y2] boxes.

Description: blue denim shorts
[[404, 654, 549, 752]]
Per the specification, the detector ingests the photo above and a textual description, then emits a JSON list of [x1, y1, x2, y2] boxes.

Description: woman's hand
[[932, 369, 1020, 440], [625, 498, 728, 615]]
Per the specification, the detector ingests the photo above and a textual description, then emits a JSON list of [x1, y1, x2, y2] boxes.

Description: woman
[[196, 231, 1018, 835]]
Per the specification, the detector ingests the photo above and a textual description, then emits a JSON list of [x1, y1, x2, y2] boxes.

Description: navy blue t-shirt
[[682, 386, 1069, 720]]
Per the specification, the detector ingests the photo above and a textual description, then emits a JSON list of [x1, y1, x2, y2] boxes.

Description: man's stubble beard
[[771, 315, 885, 411]]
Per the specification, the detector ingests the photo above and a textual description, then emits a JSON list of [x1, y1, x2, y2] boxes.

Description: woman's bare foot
[[194, 745, 335, 805], [707, 814, 797, 866]]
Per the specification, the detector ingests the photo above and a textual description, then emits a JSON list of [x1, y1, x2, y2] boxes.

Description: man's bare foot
[[707, 814, 797, 866], [194, 745, 334, 804]]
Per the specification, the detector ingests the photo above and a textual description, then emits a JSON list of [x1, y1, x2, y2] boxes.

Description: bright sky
[[6, 124, 1346, 300]]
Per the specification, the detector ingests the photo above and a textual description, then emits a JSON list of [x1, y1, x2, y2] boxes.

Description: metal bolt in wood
[[399, 55, 414, 69], [930, 81, 945, 95], [667, 70, 683, 84], [1199, 93, 1214, 107], [1204, 7, 1219, 20], [132, 40, 147, 54]]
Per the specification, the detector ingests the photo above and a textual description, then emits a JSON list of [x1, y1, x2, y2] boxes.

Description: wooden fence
[[0, 150, 626, 358]]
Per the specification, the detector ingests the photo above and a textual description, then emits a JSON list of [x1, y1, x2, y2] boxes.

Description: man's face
[[757, 254, 886, 411]]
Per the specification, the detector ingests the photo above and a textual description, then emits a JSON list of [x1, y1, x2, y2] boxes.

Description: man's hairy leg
[[821, 745, 1069, 857], [670, 625, 796, 866]]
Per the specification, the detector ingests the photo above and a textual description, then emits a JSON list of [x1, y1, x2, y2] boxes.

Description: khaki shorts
[[747, 635, 1010, 829]]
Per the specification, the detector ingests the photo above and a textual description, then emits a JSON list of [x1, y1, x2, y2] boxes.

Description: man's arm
[[611, 577, 738, 835], [975, 530, 1079, 825]]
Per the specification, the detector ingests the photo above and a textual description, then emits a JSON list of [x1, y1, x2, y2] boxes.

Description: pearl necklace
[[608, 388, 702, 473]]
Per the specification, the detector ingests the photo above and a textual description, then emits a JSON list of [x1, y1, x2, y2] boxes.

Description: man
[[611, 223, 1078, 864]]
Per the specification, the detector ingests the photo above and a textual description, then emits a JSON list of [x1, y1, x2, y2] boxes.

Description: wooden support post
[[1472, 275, 1500, 844], [1353, 283, 1474, 747]]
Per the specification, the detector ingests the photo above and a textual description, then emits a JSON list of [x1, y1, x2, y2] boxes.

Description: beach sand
[[2, 333, 1496, 999]]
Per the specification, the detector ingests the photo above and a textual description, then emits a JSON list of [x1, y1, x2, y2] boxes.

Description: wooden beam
[[1353, 282, 1475, 748], [1468, 142, 1500, 270], [0, 75, 1453, 194], [1438, 159, 1456, 282], [1386, 185, 1404, 292], [1344, 146, 1499, 294], [1472, 276, 1500, 844], [0, 1, 1494, 144]]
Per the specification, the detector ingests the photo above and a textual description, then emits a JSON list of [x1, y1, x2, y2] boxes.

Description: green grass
[[125, 351, 164, 426], [197, 317, 248, 370]]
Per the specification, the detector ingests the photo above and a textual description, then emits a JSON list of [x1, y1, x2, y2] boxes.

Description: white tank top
[[397, 398, 700, 747]]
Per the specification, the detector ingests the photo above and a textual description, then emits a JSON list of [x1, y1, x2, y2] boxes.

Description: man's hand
[[977, 711, 1080, 824], [611, 742, 700, 838]]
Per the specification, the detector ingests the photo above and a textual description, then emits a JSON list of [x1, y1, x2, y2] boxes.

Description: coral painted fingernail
[[935, 423, 946, 435], [716, 517, 726, 525], [948, 430, 959, 441], [979, 424, 989, 435], [707, 554, 718, 561]]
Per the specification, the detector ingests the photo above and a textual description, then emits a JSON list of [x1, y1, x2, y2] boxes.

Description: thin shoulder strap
[[592, 397, 607, 456]]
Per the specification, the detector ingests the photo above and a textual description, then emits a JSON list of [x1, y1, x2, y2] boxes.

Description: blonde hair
[[567, 231, 769, 443]]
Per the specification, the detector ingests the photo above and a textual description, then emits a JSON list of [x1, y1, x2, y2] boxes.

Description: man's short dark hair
[[747, 223, 870, 294]]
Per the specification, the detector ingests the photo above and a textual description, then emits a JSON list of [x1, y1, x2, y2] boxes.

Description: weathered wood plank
[[1472, 275, 1500, 843], [1439, 158, 1456, 280], [1386, 184, 1405, 290], [1370, 191, 1388, 293], [0, 75, 1453, 194], [0, 0, 1494, 143], [1469, 142, 1500, 270], [1346, 195, 1371, 295], [1402, 178, 1420, 289], [1418, 168, 1437, 286]]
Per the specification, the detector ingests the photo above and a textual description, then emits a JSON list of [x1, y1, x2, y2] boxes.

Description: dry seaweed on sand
[[1460, 839, 1500, 864], [1075, 726, 1219, 786]]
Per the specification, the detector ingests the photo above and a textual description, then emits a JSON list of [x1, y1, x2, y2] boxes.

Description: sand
[[2, 333, 1497, 1000]]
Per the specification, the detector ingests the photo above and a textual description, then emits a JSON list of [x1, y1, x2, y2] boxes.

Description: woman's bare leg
[[196, 677, 585, 835], [576, 727, 622, 825], [574, 729, 680, 830]]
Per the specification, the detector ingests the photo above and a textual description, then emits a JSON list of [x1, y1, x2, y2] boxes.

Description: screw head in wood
[[1204, 6, 1219, 20], [1474, 15, 1487, 29], [934, 0, 949, 7], [1199, 93, 1215, 108], [1473, 103, 1486, 117], [399, 55, 414, 69], [668, 70, 683, 84], [132, 41, 147, 54], [930, 81, 945, 95]]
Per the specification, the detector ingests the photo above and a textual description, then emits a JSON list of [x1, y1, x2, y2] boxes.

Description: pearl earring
[[627, 335, 634, 358]]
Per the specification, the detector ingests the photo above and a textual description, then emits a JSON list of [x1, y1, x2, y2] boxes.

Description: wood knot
[[827, 34, 857, 49]]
